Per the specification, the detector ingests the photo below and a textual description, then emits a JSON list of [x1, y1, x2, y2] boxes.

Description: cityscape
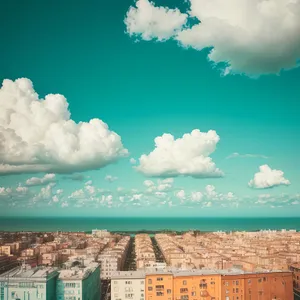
[[0, 229, 300, 299], [1, 0, 300, 299]]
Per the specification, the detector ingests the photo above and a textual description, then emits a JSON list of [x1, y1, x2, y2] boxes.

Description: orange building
[[145, 269, 293, 300], [146, 271, 174, 300], [289, 264, 300, 296], [173, 270, 221, 300]]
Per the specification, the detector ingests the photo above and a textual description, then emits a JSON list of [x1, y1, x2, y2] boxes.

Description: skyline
[[1, 0, 300, 217]]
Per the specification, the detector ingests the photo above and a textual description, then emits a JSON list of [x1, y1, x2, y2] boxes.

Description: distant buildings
[[0, 265, 58, 300], [135, 235, 155, 270], [111, 268, 293, 300], [98, 236, 130, 279]]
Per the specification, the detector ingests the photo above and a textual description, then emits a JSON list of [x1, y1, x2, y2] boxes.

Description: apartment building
[[98, 236, 130, 279], [111, 271, 146, 300], [56, 259, 100, 300], [112, 268, 293, 300], [0, 265, 58, 300], [135, 235, 156, 270], [289, 263, 300, 295]]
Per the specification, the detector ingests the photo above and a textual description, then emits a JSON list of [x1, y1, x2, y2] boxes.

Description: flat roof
[[0, 266, 57, 279], [111, 271, 146, 279]]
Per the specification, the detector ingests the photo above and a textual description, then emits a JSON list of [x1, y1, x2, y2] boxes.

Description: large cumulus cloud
[[0, 78, 128, 174], [135, 129, 223, 177], [248, 164, 290, 189], [125, 0, 300, 76]]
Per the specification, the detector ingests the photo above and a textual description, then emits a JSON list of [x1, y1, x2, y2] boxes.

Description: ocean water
[[0, 217, 300, 232]]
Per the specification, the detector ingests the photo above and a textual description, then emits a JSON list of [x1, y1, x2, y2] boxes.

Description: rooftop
[[0, 266, 57, 279], [58, 261, 99, 280]]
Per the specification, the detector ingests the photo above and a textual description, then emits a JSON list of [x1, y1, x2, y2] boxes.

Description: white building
[[56, 259, 100, 300], [111, 271, 145, 300], [91, 230, 110, 238], [0, 265, 58, 300]]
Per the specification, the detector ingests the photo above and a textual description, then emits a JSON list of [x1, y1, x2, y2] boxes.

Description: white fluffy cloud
[[0, 78, 128, 175], [176, 189, 186, 200], [125, 0, 300, 76], [248, 165, 291, 189], [135, 129, 223, 177], [125, 0, 188, 41], [191, 191, 203, 202], [26, 173, 56, 186]]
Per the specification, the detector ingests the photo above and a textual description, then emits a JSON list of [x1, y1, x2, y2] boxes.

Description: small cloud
[[248, 165, 290, 189], [26, 174, 56, 186], [175, 189, 185, 200], [226, 152, 269, 159], [105, 175, 118, 182], [130, 158, 137, 164], [190, 191, 203, 202]]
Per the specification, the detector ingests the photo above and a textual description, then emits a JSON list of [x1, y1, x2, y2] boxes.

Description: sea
[[0, 217, 300, 232]]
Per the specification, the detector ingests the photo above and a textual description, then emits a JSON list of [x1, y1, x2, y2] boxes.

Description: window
[[180, 296, 188, 300], [157, 278, 163, 281], [236, 281, 239, 285], [148, 279, 152, 284], [180, 288, 188, 293], [183, 280, 187, 285], [156, 292, 164, 296], [191, 292, 196, 296], [167, 289, 171, 294], [258, 278, 262, 283], [248, 279, 251, 284], [148, 287, 153, 291], [236, 288, 239, 293], [156, 285, 164, 290]]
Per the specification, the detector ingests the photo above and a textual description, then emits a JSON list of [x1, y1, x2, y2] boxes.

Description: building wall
[[1, 281, 48, 300], [243, 272, 293, 300], [145, 274, 173, 300], [289, 265, 300, 292], [46, 273, 58, 300], [173, 275, 221, 300], [111, 278, 145, 300], [82, 266, 100, 300], [56, 278, 82, 300]]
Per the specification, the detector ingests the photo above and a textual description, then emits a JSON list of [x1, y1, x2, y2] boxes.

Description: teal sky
[[1, 0, 300, 217]]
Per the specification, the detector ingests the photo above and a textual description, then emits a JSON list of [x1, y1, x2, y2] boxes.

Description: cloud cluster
[[125, 0, 188, 41], [125, 0, 300, 76], [136, 129, 223, 177], [0, 78, 128, 175], [248, 165, 290, 189]]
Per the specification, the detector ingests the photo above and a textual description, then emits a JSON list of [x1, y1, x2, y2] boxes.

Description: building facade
[[111, 271, 145, 300], [56, 260, 100, 300], [0, 266, 58, 300], [110, 268, 293, 300]]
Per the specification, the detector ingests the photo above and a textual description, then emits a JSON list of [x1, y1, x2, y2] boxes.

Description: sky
[[0, 0, 300, 217]]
